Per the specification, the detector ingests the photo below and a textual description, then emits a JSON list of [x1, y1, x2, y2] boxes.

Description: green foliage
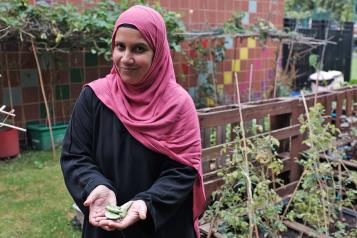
[[286, 103, 357, 235], [0, 0, 186, 59], [223, 11, 246, 34], [187, 39, 226, 108], [285, 0, 354, 22], [205, 128, 286, 237]]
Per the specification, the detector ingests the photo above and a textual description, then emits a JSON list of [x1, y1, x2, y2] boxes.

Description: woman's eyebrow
[[114, 40, 148, 47]]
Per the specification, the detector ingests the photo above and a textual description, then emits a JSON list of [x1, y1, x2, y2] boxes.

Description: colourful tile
[[242, 14, 249, 25], [85, 52, 98, 67], [224, 71, 232, 84], [248, 37, 256, 48], [198, 73, 208, 84], [231, 60, 241, 72], [55, 85, 70, 100], [20, 69, 38, 87], [240, 48, 249, 60], [70, 68, 83, 83], [39, 103, 52, 119], [217, 84, 224, 94], [39, 53, 55, 69], [249, 1, 257, 13], [224, 36, 233, 49], [188, 87, 196, 98], [207, 61, 214, 74], [2, 87, 22, 106]]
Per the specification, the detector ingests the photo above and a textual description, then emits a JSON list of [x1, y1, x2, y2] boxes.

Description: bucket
[[0, 128, 20, 158]]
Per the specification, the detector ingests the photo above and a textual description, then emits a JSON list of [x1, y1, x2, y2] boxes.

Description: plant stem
[[282, 170, 307, 217], [301, 91, 329, 234], [273, 41, 282, 98], [234, 71, 255, 238], [31, 40, 56, 160]]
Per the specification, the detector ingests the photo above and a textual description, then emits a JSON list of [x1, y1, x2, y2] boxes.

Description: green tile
[[20, 69, 38, 87], [39, 53, 55, 69], [55, 85, 70, 100], [85, 52, 98, 67], [2, 87, 22, 106], [40, 103, 46, 119], [70, 68, 83, 83]]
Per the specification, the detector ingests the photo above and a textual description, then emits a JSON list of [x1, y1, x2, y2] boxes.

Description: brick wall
[[0, 0, 284, 132]]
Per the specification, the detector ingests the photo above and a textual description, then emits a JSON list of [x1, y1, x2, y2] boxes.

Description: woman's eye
[[117, 43, 125, 51], [134, 46, 146, 53]]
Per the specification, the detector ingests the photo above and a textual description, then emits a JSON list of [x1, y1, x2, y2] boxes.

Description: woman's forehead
[[115, 27, 149, 44]]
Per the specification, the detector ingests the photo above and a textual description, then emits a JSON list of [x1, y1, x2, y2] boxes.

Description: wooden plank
[[198, 99, 298, 129], [200, 223, 225, 238], [202, 125, 301, 163], [275, 181, 299, 198], [283, 220, 332, 238]]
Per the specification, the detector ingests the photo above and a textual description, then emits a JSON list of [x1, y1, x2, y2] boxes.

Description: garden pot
[[27, 123, 68, 150], [0, 127, 20, 159]]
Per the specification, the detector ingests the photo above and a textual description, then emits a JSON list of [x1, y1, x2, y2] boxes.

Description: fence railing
[[198, 86, 357, 201]]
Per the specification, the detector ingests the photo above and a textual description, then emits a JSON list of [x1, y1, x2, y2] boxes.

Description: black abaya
[[61, 87, 197, 238]]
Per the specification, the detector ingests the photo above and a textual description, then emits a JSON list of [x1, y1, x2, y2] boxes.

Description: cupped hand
[[98, 199, 147, 230], [83, 185, 117, 231]]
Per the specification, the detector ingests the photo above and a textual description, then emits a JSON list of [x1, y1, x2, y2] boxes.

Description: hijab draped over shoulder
[[87, 5, 206, 237]]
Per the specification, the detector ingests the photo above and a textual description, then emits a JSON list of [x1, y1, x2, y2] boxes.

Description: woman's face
[[113, 27, 154, 85]]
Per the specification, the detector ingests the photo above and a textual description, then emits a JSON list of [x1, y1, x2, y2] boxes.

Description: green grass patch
[[0, 150, 81, 238]]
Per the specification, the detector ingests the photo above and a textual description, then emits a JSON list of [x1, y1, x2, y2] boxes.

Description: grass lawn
[[0, 150, 81, 238]]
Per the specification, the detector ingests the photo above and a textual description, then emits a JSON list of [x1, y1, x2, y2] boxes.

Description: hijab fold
[[88, 5, 206, 237]]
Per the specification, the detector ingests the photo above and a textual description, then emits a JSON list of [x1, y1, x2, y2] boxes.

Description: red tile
[[70, 84, 83, 99], [55, 70, 69, 84], [70, 51, 84, 67], [23, 104, 40, 121], [85, 68, 99, 83], [21, 53, 36, 68], [22, 87, 39, 103], [2, 70, 20, 87]]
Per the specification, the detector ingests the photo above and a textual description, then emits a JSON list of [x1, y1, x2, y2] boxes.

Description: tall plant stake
[[31, 40, 56, 160], [234, 71, 257, 238], [5, 55, 15, 124], [248, 64, 253, 101]]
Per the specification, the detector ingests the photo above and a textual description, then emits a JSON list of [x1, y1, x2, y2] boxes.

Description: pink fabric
[[87, 5, 205, 237]]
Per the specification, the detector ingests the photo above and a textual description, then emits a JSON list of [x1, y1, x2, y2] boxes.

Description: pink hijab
[[88, 5, 205, 237]]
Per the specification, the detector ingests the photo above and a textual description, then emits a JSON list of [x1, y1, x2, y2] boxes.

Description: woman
[[61, 5, 206, 238]]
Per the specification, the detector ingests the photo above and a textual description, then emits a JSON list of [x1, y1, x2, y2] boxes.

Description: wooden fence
[[198, 86, 357, 201]]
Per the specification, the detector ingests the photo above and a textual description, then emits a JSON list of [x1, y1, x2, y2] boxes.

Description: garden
[[1, 0, 357, 237]]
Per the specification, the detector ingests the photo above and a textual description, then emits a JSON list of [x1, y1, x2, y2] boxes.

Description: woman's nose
[[122, 50, 134, 64]]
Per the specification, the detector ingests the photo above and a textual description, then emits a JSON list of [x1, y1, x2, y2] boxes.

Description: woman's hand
[[98, 200, 147, 230], [83, 185, 117, 231]]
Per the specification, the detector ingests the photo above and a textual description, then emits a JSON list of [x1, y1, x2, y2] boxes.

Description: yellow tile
[[240, 48, 248, 60], [224, 71, 232, 84], [248, 37, 256, 48], [217, 84, 224, 94], [207, 97, 215, 107], [231, 60, 240, 72]]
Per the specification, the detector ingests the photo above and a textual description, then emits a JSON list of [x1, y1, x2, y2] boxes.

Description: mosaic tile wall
[[1, 0, 284, 129]]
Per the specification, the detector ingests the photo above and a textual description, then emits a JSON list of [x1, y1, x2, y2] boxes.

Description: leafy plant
[[285, 103, 357, 236], [223, 11, 246, 34], [285, 0, 354, 22], [186, 39, 226, 108], [0, 0, 186, 59], [204, 126, 286, 237]]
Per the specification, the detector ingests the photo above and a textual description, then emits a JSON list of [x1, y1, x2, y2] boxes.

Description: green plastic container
[[27, 123, 68, 150]]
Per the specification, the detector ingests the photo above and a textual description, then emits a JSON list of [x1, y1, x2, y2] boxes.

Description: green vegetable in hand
[[105, 201, 133, 220]]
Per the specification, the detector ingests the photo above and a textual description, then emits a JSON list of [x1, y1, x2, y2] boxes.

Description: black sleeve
[[60, 87, 114, 215], [133, 158, 197, 231]]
